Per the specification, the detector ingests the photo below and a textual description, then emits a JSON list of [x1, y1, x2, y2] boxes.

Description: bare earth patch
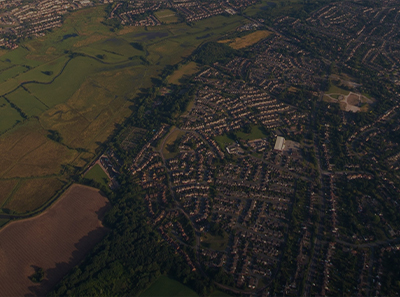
[[0, 184, 110, 296], [347, 93, 360, 106], [219, 30, 272, 49], [324, 91, 373, 112]]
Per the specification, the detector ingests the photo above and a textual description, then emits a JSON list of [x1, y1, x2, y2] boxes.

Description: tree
[[29, 267, 45, 283]]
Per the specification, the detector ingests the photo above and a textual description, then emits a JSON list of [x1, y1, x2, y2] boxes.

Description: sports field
[[140, 276, 198, 297], [154, 9, 179, 24], [214, 126, 266, 151], [0, 184, 110, 296], [0, 5, 247, 214]]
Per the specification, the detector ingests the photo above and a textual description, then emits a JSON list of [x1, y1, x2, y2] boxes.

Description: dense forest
[[192, 42, 237, 65]]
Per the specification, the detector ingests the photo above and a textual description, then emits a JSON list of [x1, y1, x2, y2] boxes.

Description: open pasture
[[0, 121, 78, 179], [0, 179, 18, 208], [0, 55, 70, 97], [0, 97, 24, 134], [5, 87, 48, 117], [0, 184, 110, 296], [0, 65, 29, 83], [0, 60, 12, 71], [5, 138, 77, 178], [2, 177, 65, 213], [75, 43, 138, 63], [168, 62, 200, 85], [24, 56, 134, 108]]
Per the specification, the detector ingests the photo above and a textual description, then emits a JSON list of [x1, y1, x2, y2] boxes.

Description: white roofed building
[[274, 136, 285, 151]]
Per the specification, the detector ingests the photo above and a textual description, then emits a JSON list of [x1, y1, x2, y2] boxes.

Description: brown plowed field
[[0, 184, 110, 296]]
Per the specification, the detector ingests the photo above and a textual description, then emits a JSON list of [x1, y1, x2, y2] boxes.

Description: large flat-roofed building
[[274, 136, 285, 151]]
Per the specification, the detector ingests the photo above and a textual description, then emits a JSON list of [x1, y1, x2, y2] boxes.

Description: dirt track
[[0, 184, 110, 296]]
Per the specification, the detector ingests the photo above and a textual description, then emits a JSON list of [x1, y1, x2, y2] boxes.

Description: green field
[[84, 164, 110, 188], [2, 177, 65, 214], [327, 83, 351, 95], [162, 129, 185, 159], [0, 65, 29, 83], [154, 9, 179, 24], [168, 62, 200, 85], [5, 87, 48, 117], [0, 60, 12, 71], [215, 126, 266, 150], [201, 233, 228, 251], [140, 276, 198, 297], [25, 56, 138, 108], [0, 97, 24, 133], [235, 125, 266, 140], [214, 134, 234, 151], [0, 4, 250, 214], [0, 219, 9, 228]]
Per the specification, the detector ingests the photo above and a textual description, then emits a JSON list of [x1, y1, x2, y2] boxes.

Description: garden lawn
[[84, 164, 109, 188]]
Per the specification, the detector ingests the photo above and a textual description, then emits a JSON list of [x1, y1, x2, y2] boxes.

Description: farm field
[[0, 219, 9, 227], [0, 5, 247, 214], [140, 276, 198, 297], [0, 179, 18, 207], [0, 184, 110, 296], [0, 65, 29, 83], [5, 87, 48, 117], [2, 177, 65, 213], [0, 97, 24, 133]]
